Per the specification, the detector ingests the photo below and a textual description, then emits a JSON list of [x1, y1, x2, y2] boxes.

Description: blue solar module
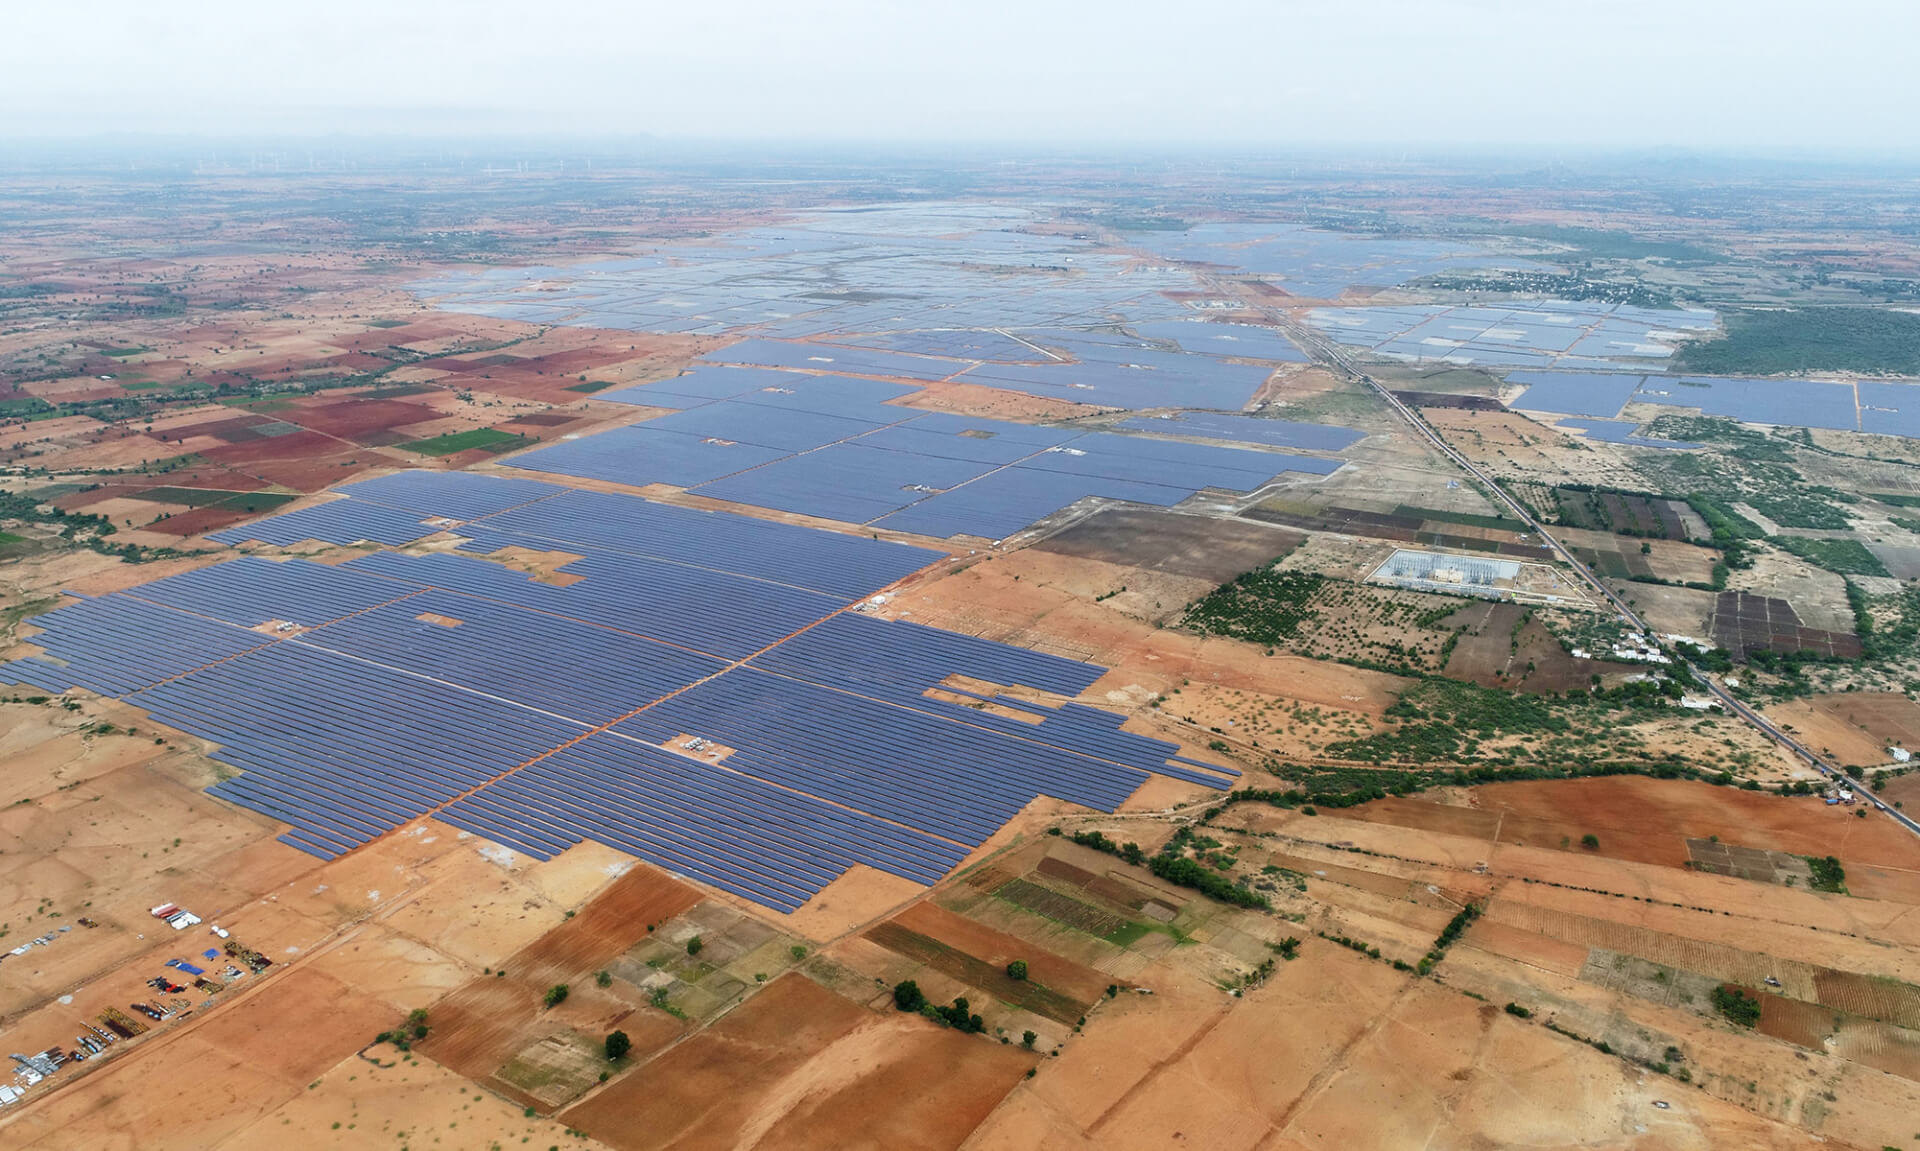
[[597, 365, 811, 409], [618, 668, 1152, 846], [336, 470, 565, 521], [753, 612, 1104, 699], [1130, 320, 1308, 362], [706, 338, 965, 382], [959, 348, 1272, 411], [690, 443, 995, 524], [470, 489, 941, 600], [1555, 418, 1702, 450], [875, 467, 1194, 540], [509, 425, 792, 487], [1860, 381, 1920, 440], [1507, 371, 1647, 419], [1021, 433, 1323, 491], [1636, 376, 1858, 432], [342, 546, 842, 660], [836, 330, 1043, 361], [637, 401, 893, 452], [1116, 411, 1363, 452], [1, 595, 274, 696], [300, 590, 726, 725], [855, 412, 1079, 464], [138, 642, 589, 857], [441, 733, 966, 910], [125, 556, 415, 627], [207, 498, 444, 547], [721, 373, 920, 419]]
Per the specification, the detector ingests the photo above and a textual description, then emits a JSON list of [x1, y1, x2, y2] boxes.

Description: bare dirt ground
[[1765, 692, 1920, 769]]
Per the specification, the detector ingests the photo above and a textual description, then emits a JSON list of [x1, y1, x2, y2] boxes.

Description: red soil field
[[421, 864, 699, 1084], [1344, 777, 1920, 872], [889, 900, 1112, 1005], [563, 972, 1035, 1151], [285, 397, 443, 439]]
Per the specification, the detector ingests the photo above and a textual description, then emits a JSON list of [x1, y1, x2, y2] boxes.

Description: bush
[[595, 970, 612, 988], [1805, 855, 1847, 892], [1711, 985, 1763, 1028], [543, 984, 569, 1009], [604, 1030, 631, 1061], [1504, 1003, 1533, 1019], [1006, 960, 1028, 981], [893, 980, 927, 1013]]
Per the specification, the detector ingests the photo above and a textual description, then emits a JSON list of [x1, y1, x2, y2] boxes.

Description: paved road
[[1260, 308, 1920, 840]]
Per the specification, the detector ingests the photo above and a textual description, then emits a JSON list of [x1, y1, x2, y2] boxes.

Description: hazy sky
[[4, 0, 1916, 148]]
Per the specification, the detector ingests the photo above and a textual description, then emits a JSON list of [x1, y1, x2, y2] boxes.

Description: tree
[[1006, 960, 1028, 981], [604, 1030, 631, 1062], [543, 984, 569, 1009], [1580, 833, 1600, 850], [1021, 1030, 1037, 1050], [893, 979, 927, 1013], [595, 970, 612, 988], [686, 935, 703, 957]]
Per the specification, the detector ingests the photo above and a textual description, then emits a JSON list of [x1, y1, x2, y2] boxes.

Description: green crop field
[[400, 427, 530, 456]]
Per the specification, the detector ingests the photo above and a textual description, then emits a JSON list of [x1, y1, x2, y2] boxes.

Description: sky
[[3, 0, 1917, 149]]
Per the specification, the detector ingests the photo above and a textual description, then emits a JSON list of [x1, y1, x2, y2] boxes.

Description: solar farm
[[1310, 301, 1719, 369], [1508, 369, 1920, 436], [6, 471, 1237, 913]]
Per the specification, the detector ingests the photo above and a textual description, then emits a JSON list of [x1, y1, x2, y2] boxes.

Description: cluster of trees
[[1067, 828, 1146, 865], [891, 980, 985, 1033], [1710, 985, 1763, 1028], [1804, 855, 1847, 894], [372, 1007, 431, 1051]]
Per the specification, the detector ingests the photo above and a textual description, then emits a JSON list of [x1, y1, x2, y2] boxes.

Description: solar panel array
[[1312, 302, 1717, 370], [1117, 411, 1366, 452], [1509, 371, 1920, 440], [208, 469, 565, 547], [5, 485, 1237, 912], [503, 395, 1346, 539]]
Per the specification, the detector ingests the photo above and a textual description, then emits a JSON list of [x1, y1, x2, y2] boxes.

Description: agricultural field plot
[[1439, 601, 1644, 692], [1552, 486, 1695, 539], [1684, 838, 1817, 886], [1178, 563, 1466, 673], [1242, 496, 1543, 559], [1032, 506, 1304, 582], [1707, 589, 1863, 660], [418, 862, 702, 1106], [560, 971, 1036, 1151]]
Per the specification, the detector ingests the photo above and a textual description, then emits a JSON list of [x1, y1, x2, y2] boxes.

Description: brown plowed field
[[865, 918, 1097, 1025], [421, 864, 698, 1081], [1328, 795, 1503, 841], [1835, 1019, 1920, 1083], [1755, 991, 1839, 1047], [289, 397, 443, 440], [1484, 900, 1811, 993], [562, 973, 1035, 1151], [1813, 968, 1920, 1030], [1461, 919, 1592, 977], [1366, 777, 1920, 871]]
